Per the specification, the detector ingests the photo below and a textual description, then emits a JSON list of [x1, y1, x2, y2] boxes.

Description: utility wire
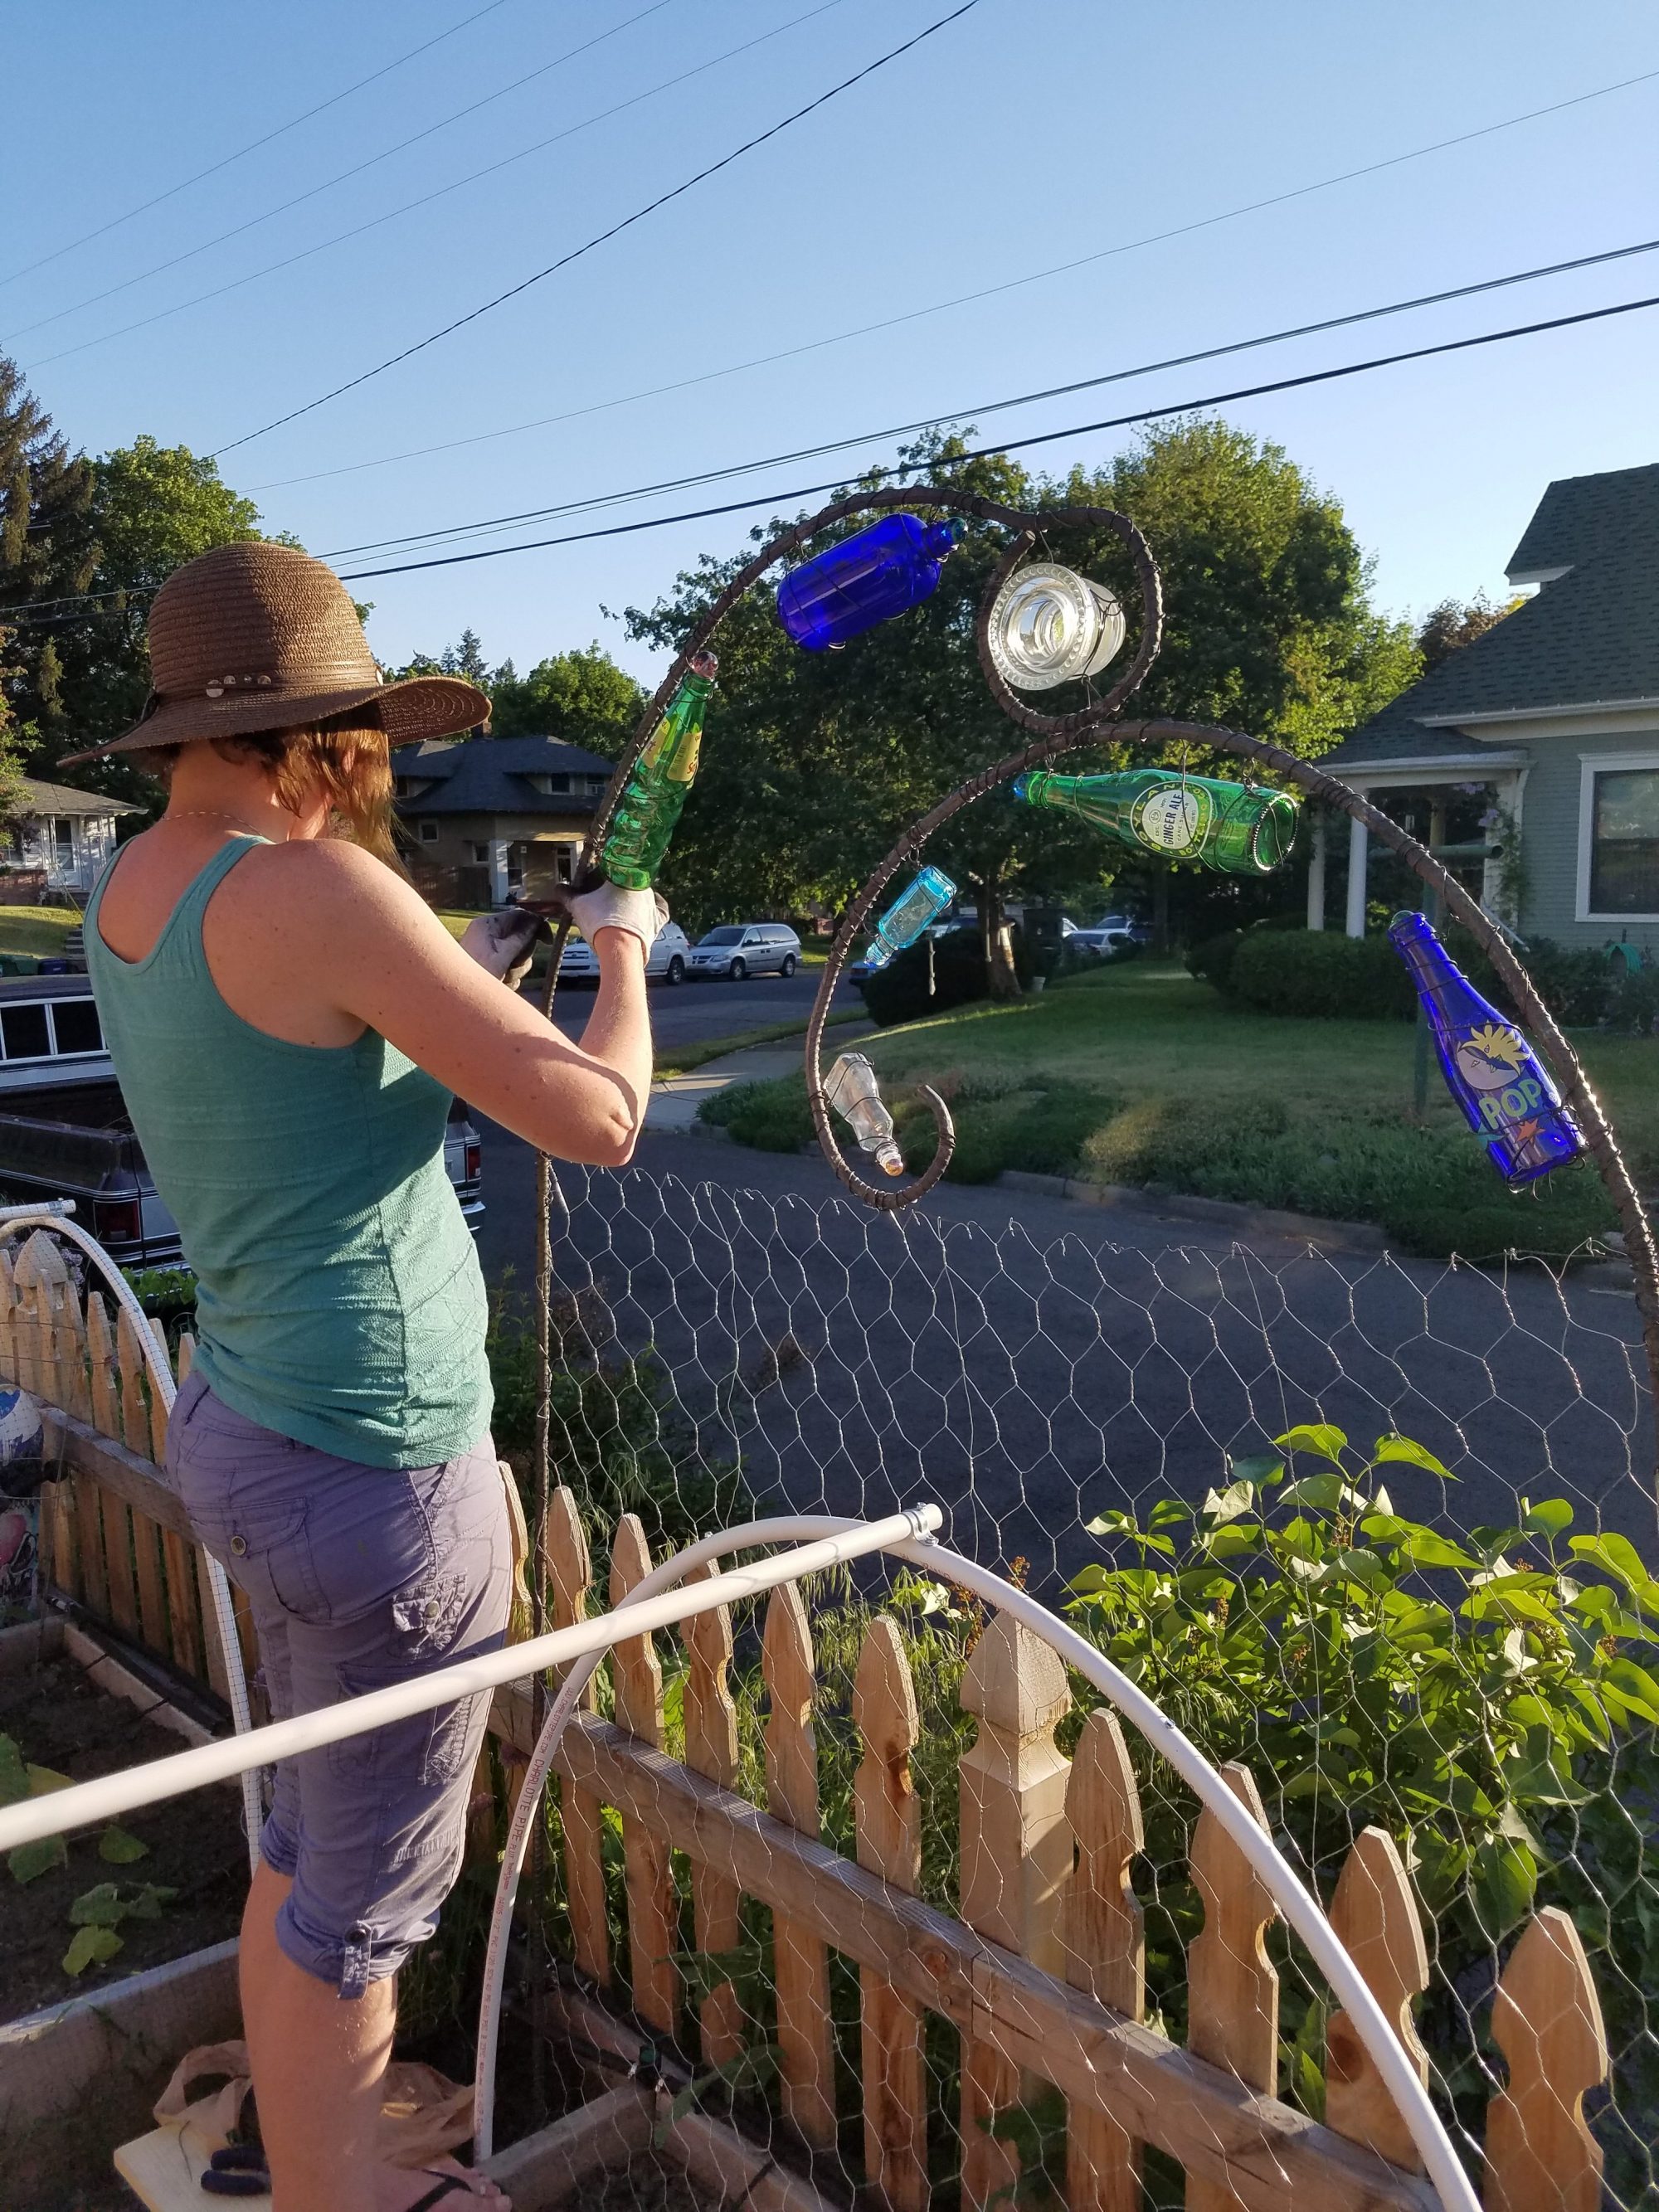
[[241, 59, 1659, 496], [207, 1, 983, 459], [4, 0, 681, 346], [17, 0, 846, 373], [7, 284, 1654, 626], [322, 290, 1659, 581], [0, 0, 521, 291], [314, 234, 1659, 563]]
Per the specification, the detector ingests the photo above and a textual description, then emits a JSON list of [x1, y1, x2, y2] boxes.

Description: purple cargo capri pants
[[167, 1368, 515, 1997]]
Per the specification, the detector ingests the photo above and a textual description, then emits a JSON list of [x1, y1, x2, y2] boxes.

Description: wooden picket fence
[[1, 1228, 1613, 2212]]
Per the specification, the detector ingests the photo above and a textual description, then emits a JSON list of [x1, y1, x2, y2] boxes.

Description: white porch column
[[488, 839, 510, 907], [1306, 811, 1326, 931], [1345, 811, 1369, 938]]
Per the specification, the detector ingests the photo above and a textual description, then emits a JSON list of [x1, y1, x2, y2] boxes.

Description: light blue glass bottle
[[777, 515, 959, 650], [861, 864, 956, 972]]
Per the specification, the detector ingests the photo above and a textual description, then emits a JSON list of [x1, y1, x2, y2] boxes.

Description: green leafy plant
[[1, 1730, 71, 1883], [60, 1879, 178, 1976], [1063, 1424, 1658, 2190]]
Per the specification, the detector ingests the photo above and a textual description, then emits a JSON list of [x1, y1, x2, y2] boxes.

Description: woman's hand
[[569, 882, 668, 957], [460, 907, 546, 990]]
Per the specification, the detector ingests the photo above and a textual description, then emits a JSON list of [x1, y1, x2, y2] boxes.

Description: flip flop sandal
[[406, 2174, 498, 2212], [200, 2142, 270, 2197]]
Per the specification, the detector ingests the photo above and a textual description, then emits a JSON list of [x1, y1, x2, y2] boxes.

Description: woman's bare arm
[[204, 840, 654, 1166]]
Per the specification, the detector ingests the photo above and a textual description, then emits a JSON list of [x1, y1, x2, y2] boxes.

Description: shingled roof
[[1326, 461, 1659, 768], [394, 735, 613, 816]]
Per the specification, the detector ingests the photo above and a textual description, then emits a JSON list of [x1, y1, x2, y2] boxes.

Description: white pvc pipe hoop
[[474, 1522, 1480, 2212], [0, 1204, 261, 1869], [0, 1502, 1477, 2212]]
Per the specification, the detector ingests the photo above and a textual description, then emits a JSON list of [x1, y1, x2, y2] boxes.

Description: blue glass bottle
[[1387, 912, 1583, 1184], [777, 515, 959, 650], [862, 864, 956, 972]]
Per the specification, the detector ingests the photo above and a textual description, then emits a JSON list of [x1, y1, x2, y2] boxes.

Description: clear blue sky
[[7, 0, 1657, 687]]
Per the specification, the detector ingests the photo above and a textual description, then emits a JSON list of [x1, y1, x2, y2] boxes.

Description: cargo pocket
[[326, 1661, 478, 1790], [216, 1493, 316, 1620]]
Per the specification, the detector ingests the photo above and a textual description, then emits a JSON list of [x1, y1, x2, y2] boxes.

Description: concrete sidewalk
[[648, 1023, 873, 1132]]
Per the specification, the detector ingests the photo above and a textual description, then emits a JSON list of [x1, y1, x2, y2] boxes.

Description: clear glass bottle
[[1388, 912, 1583, 1184], [862, 864, 956, 972], [776, 515, 958, 651], [824, 1053, 904, 1176], [1015, 767, 1299, 876], [602, 652, 718, 890], [985, 561, 1125, 691]]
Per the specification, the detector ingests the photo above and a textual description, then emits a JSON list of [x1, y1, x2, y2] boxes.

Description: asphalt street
[[471, 1116, 1659, 1592], [536, 962, 856, 1053]]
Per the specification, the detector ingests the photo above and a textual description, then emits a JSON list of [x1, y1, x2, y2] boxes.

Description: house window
[[52, 819, 74, 863], [419, 820, 440, 845], [469, 843, 490, 864], [1588, 768, 1659, 913]]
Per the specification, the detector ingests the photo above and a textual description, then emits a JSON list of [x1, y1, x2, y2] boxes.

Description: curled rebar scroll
[[535, 481, 1659, 1491]]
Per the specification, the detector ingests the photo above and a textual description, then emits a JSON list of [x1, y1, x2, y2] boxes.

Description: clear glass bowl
[[985, 562, 1126, 692]]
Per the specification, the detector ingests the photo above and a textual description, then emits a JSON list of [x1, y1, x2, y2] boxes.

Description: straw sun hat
[[61, 541, 489, 765]]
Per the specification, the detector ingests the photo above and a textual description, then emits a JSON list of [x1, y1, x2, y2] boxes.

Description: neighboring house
[[393, 736, 613, 908], [3, 777, 142, 898], [1318, 460, 1659, 950]]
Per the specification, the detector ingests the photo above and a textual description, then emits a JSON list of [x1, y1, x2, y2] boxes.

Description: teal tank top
[[85, 839, 491, 1470]]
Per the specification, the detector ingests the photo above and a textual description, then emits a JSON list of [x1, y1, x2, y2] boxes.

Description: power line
[[319, 290, 1659, 581], [0, 0, 521, 292], [7, 284, 1653, 627], [207, 0, 984, 459], [4, 0, 680, 347], [17, 0, 848, 375], [313, 234, 1659, 564], [238, 59, 1659, 497]]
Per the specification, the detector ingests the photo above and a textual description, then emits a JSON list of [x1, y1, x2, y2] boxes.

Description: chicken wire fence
[[497, 1155, 1659, 2210]]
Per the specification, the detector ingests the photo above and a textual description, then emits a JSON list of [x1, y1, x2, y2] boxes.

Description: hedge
[[1226, 927, 1418, 1019]]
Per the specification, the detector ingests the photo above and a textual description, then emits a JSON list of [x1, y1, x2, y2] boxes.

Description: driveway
[[472, 1122, 1659, 1590]]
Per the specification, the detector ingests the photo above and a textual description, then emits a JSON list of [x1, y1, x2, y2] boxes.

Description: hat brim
[[58, 673, 489, 767]]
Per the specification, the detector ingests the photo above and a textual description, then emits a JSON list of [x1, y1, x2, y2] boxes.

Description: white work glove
[[460, 907, 546, 990], [569, 882, 669, 959]]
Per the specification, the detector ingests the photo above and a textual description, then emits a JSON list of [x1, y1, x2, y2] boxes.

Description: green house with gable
[[1316, 460, 1659, 955]]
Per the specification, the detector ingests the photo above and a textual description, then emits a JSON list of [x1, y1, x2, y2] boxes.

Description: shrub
[[698, 1075, 814, 1152], [1185, 930, 1244, 992], [862, 923, 1032, 1028], [1228, 927, 1418, 1019], [1063, 1424, 1659, 2187], [898, 1078, 1109, 1184]]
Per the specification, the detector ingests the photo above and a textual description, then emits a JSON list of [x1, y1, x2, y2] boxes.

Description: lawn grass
[[702, 960, 1652, 1262], [0, 906, 81, 963], [655, 1004, 863, 1078]]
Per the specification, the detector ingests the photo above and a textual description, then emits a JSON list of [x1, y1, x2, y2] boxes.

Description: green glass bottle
[[1014, 767, 1298, 876], [602, 651, 718, 890]]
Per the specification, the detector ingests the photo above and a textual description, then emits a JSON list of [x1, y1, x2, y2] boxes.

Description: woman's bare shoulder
[[221, 838, 429, 927]]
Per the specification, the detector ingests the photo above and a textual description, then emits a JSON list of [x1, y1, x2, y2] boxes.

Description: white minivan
[[688, 923, 801, 980], [557, 919, 693, 985]]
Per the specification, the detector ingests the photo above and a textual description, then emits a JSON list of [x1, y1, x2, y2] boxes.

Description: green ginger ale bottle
[[602, 651, 718, 890], [1014, 767, 1298, 876]]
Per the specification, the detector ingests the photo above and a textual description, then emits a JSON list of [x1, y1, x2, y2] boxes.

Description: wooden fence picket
[[681, 1558, 744, 2067], [1485, 1907, 1607, 2212], [15, 1239, 104, 1618], [1185, 1763, 1278, 2211], [853, 1616, 928, 2212], [957, 1613, 1072, 2212], [610, 1514, 679, 2035], [762, 1581, 837, 2149], [545, 1487, 611, 1987], [1326, 1826, 1430, 2171], [1064, 1710, 1146, 2212]]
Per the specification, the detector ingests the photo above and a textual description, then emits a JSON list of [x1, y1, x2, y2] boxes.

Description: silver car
[[688, 923, 801, 980]]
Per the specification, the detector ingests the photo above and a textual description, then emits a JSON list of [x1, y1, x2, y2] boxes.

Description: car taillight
[[465, 1141, 481, 1184], [94, 1197, 144, 1245]]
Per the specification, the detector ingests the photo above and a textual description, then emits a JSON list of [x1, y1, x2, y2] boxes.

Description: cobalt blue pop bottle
[[1387, 912, 1583, 1184], [776, 515, 959, 650]]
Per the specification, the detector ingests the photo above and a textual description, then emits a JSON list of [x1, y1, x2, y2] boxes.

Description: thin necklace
[[163, 809, 270, 834]]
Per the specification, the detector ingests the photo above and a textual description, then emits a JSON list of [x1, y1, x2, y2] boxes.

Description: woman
[[77, 542, 661, 2212]]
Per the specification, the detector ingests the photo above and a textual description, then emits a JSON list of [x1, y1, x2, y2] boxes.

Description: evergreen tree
[[0, 356, 97, 766]]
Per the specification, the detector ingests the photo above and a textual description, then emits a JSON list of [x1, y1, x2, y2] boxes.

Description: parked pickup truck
[[0, 975, 485, 1268]]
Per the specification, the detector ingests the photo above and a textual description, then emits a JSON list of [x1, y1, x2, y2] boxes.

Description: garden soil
[[0, 1652, 246, 2025]]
